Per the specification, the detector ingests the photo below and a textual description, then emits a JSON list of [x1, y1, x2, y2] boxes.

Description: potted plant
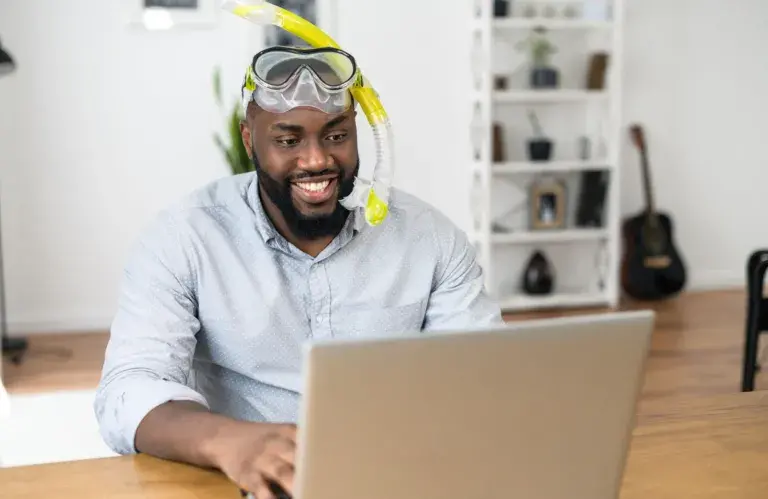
[[516, 27, 559, 89], [526, 110, 553, 161], [212, 67, 254, 175]]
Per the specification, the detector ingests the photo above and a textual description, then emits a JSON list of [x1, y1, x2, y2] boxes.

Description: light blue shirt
[[94, 172, 503, 455]]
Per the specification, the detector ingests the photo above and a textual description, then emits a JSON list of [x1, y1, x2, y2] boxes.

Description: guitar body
[[621, 210, 686, 300], [620, 124, 687, 301]]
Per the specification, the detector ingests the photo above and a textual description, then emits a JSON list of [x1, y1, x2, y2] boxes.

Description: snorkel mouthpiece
[[223, 0, 393, 227]]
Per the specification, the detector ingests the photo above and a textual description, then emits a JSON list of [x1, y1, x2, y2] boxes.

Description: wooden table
[[621, 391, 768, 498], [1, 391, 767, 498]]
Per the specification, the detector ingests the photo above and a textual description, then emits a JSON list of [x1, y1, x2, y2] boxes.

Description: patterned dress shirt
[[94, 172, 504, 455]]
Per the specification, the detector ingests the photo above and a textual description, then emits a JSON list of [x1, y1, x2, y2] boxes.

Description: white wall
[[620, 0, 768, 289], [0, 0, 766, 334], [0, 1, 256, 332]]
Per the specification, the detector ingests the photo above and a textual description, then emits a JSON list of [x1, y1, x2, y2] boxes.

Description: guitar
[[620, 124, 687, 300]]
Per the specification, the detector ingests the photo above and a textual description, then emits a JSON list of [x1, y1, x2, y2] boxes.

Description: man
[[94, 46, 503, 498]]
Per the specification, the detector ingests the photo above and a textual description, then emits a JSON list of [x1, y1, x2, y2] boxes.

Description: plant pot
[[493, 0, 509, 17], [530, 66, 559, 89], [527, 138, 553, 162]]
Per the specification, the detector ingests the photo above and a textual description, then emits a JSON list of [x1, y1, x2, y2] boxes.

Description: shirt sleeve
[[422, 214, 505, 332], [94, 211, 209, 455]]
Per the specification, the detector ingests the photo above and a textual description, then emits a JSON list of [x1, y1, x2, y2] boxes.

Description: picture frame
[[125, 0, 219, 30], [529, 177, 567, 230]]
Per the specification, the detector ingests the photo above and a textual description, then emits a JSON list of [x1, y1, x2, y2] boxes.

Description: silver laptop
[[293, 310, 655, 499]]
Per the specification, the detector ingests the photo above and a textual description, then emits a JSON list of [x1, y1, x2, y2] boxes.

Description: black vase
[[527, 138, 553, 161], [531, 66, 559, 89], [493, 0, 509, 17], [522, 251, 554, 295]]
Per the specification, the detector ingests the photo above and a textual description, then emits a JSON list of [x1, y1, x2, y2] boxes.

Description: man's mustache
[[288, 168, 343, 182]]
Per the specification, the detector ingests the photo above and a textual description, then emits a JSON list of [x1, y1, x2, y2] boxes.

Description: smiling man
[[95, 46, 503, 498]]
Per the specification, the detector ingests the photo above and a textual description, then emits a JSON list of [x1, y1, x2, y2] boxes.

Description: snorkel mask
[[244, 46, 357, 115], [224, 0, 394, 227]]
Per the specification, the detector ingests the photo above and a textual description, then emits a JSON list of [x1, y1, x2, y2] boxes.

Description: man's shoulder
[[168, 172, 256, 214], [136, 173, 257, 246], [387, 187, 464, 235]]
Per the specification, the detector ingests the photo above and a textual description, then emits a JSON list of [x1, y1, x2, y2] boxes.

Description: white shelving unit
[[469, 0, 624, 312]]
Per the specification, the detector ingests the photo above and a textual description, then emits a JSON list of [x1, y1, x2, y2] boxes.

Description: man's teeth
[[296, 180, 331, 192]]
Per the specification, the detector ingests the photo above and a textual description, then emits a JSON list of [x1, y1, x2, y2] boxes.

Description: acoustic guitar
[[620, 124, 687, 300]]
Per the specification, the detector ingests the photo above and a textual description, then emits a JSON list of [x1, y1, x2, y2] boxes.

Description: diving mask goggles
[[242, 46, 359, 115]]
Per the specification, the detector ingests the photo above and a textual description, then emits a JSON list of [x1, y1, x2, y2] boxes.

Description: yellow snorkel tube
[[222, 0, 393, 227]]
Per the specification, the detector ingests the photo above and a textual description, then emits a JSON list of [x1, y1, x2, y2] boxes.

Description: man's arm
[[422, 214, 505, 331], [94, 211, 213, 457], [94, 212, 295, 497]]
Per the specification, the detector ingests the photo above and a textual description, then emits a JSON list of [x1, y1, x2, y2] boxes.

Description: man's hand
[[211, 422, 297, 498], [134, 401, 296, 499]]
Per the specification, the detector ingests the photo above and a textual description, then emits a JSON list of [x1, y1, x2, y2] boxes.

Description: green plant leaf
[[213, 67, 223, 109], [212, 66, 255, 175]]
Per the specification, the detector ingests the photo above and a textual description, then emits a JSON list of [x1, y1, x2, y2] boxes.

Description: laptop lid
[[294, 310, 654, 499]]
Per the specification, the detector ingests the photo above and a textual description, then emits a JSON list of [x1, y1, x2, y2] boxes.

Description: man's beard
[[251, 149, 359, 240]]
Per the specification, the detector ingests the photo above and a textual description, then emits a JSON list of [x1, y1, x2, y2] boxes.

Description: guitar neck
[[631, 125, 658, 221]]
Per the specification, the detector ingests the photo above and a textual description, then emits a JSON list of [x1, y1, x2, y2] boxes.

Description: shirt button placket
[[309, 263, 330, 339]]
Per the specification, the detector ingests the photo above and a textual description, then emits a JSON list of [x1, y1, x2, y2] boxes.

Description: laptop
[[292, 310, 655, 499]]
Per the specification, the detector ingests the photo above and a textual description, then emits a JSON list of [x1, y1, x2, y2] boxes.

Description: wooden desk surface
[[2, 391, 767, 499]]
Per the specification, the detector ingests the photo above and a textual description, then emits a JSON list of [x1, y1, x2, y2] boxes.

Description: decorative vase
[[527, 138, 553, 161], [521, 251, 554, 295], [531, 66, 559, 88], [493, 0, 509, 17]]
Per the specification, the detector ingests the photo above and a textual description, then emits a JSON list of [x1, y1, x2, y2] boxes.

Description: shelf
[[491, 160, 612, 174], [493, 19, 614, 30], [492, 90, 608, 103], [490, 228, 609, 245], [471, 18, 614, 31], [471, 0, 623, 313], [499, 292, 610, 312]]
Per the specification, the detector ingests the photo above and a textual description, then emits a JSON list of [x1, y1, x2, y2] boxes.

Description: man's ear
[[239, 119, 252, 159]]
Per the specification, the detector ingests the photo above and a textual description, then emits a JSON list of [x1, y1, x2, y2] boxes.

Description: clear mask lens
[[254, 49, 356, 90], [253, 67, 353, 114], [243, 46, 358, 114]]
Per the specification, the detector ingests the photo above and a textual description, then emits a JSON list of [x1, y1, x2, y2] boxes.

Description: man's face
[[241, 104, 359, 240]]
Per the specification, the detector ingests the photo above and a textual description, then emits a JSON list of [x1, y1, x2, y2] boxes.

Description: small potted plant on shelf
[[526, 110, 553, 161], [516, 27, 559, 89]]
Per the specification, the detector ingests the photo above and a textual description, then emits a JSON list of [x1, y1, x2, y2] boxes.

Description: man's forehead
[[258, 106, 353, 130]]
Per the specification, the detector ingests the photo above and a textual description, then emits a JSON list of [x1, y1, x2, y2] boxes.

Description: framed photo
[[125, 0, 219, 30], [529, 178, 567, 230]]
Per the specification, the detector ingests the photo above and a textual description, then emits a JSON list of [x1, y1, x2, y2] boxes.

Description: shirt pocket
[[330, 299, 428, 339]]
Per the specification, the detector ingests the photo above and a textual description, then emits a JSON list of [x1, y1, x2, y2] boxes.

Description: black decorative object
[[0, 39, 14, 76], [528, 139, 553, 161], [493, 0, 509, 17], [576, 170, 608, 227], [526, 110, 554, 162], [531, 67, 559, 88], [0, 37, 28, 364], [521, 251, 554, 295]]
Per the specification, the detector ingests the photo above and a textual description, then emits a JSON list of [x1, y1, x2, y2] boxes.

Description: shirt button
[[316, 315, 323, 323]]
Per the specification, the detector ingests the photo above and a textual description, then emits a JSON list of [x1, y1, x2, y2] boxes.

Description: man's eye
[[276, 137, 299, 147], [327, 133, 347, 142]]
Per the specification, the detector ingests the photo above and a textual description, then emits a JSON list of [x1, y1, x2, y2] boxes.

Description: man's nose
[[297, 139, 332, 171]]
